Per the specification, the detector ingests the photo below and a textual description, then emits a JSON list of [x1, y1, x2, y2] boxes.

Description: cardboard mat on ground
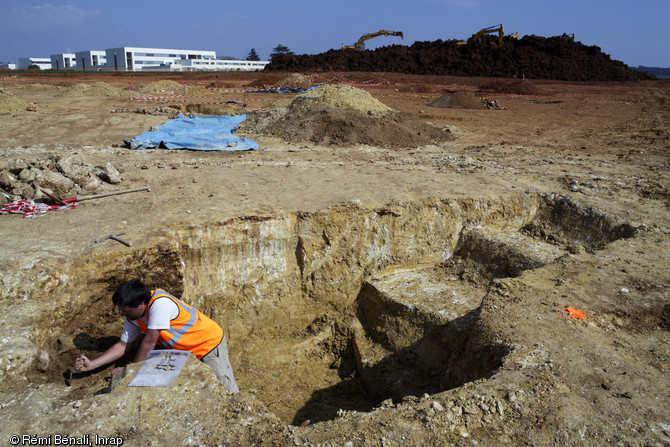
[[128, 350, 191, 387]]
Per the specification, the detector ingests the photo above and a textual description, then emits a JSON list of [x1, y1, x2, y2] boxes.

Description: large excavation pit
[[38, 193, 638, 425]]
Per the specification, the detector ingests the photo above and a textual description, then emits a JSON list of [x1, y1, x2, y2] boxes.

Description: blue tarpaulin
[[245, 85, 322, 94], [128, 114, 258, 151]]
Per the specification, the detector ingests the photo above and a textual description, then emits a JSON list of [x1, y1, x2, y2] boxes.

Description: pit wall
[[175, 194, 542, 341], [2, 191, 638, 384]]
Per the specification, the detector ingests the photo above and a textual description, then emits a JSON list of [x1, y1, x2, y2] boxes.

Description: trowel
[[66, 353, 86, 386]]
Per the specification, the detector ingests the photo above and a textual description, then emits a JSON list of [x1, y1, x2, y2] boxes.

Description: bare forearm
[[134, 329, 160, 362], [134, 339, 154, 362], [86, 341, 127, 370]]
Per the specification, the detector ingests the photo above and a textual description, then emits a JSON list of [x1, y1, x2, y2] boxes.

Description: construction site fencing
[[128, 74, 391, 113]]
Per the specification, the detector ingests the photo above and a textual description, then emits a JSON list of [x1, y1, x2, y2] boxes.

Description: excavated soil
[[243, 84, 452, 147], [0, 70, 668, 446], [55, 82, 127, 98], [267, 34, 655, 82], [0, 89, 30, 114]]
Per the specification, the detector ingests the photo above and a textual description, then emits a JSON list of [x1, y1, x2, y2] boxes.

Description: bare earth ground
[[0, 71, 669, 446]]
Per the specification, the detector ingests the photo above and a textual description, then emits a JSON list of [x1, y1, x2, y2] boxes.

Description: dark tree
[[246, 48, 260, 61], [269, 44, 294, 60]]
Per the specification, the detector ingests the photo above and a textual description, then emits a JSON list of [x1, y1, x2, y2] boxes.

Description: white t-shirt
[[120, 297, 180, 343]]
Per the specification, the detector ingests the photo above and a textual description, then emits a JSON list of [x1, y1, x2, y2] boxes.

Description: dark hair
[[112, 279, 151, 308]]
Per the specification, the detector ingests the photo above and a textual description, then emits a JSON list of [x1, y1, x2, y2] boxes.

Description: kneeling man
[[74, 278, 239, 392]]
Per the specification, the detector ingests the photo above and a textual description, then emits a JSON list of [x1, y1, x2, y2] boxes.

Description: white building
[[104, 47, 216, 72], [18, 57, 52, 70], [50, 53, 76, 70], [1, 63, 17, 70], [74, 50, 107, 71], [16, 47, 268, 72], [150, 58, 269, 72]]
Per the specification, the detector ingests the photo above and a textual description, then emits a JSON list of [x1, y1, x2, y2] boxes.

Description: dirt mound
[[179, 103, 242, 116], [428, 92, 486, 109], [0, 90, 30, 114], [141, 80, 184, 92], [247, 73, 315, 89], [56, 82, 125, 98], [479, 79, 544, 95], [17, 83, 59, 92], [244, 84, 452, 147], [293, 84, 392, 115], [266, 34, 654, 82]]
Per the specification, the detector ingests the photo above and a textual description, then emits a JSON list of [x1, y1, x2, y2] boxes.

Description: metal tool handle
[[74, 352, 86, 373]]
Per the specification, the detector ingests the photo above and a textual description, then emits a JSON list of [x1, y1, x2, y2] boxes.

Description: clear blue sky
[[1, 0, 668, 67]]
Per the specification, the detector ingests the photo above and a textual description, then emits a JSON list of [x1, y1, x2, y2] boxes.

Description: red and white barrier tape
[[0, 198, 76, 218], [130, 96, 278, 103]]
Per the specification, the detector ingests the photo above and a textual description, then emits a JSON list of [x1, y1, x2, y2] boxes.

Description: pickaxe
[[95, 231, 132, 247], [43, 186, 151, 205]]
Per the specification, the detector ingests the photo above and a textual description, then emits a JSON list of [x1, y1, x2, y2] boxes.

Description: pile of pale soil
[[292, 84, 392, 115], [0, 90, 29, 114], [244, 84, 452, 148], [55, 82, 125, 98]]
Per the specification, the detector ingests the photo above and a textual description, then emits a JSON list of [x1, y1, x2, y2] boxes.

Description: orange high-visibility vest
[[127, 289, 223, 359]]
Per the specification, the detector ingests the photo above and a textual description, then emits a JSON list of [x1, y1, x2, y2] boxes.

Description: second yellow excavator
[[342, 30, 404, 50], [457, 24, 517, 48]]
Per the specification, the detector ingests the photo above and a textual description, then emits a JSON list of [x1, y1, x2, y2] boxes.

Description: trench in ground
[[44, 194, 637, 425]]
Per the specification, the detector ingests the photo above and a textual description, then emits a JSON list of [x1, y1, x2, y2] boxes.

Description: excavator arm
[[342, 30, 404, 50], [457, 24, 516, 48]]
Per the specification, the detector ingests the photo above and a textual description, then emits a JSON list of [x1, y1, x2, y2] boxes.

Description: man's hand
[[74, 353, 90, 372], [71, 341, 128, 373]]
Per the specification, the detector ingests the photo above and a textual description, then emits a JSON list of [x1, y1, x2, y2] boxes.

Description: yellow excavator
[[457, 24, 517, 48], [342, 30, 404, 50]]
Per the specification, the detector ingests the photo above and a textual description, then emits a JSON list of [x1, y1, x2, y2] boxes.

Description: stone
[[20, 183, 35, 200], [57, 157, 96, 185], [99, 162, 122, 184], [6, 159, 29, 174], [18, 168, 36, 182], [81, 175, 102, 192], [33, 169, 75, 193], [34, 350, 50, 372], [0, 170, 17, 189]]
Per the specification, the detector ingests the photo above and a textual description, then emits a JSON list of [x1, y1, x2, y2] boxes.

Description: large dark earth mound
[[266, 34, 654, 82]]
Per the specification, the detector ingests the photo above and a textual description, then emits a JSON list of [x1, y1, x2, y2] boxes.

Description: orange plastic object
[[562, 307, 587, 320]]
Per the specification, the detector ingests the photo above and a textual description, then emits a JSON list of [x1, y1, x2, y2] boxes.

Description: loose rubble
[[0, 154, 123, 201]]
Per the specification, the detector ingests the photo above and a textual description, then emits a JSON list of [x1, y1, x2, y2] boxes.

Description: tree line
[[246, 44, 294, 61]]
